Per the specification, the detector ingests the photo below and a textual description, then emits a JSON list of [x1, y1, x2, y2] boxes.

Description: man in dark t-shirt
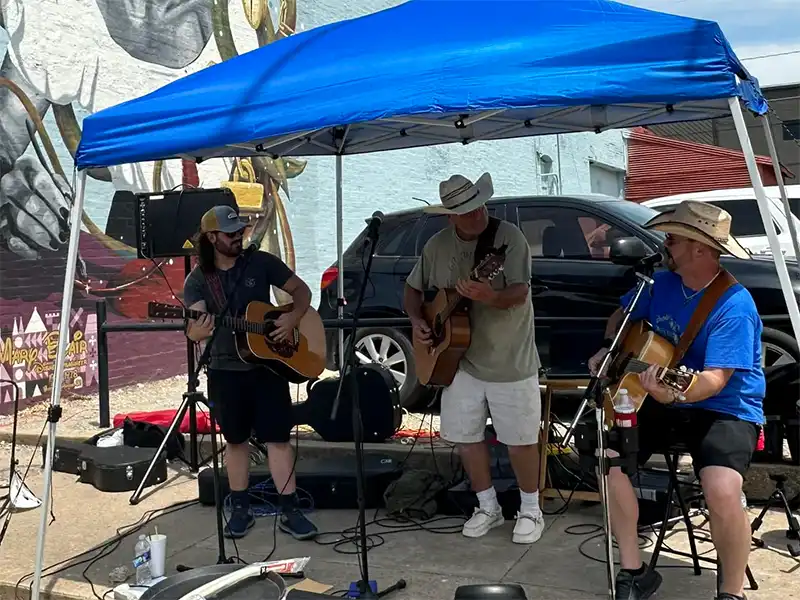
[[183, 205, 317, 541]]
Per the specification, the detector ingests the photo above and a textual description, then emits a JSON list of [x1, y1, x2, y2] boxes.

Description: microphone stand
[[561, 262, 656, 600], [330, 216, 407, 599]]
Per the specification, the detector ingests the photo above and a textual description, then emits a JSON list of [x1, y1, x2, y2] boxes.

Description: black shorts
[[207, 367, 293, 445], [636, 401, 760, 478]]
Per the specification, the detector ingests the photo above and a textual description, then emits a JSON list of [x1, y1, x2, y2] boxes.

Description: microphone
[[637, 251, 663, 268], [365, 211, 384, 240]]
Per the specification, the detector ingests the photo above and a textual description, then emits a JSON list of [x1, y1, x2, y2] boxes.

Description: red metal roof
[[625, 127, 795, 203]]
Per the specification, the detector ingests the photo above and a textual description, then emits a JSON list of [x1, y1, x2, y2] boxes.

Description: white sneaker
[[462, 506, 505, 538], [512, 511, 544, 544]]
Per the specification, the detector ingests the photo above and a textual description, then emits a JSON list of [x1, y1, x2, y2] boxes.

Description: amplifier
[[133, 187, 238, 259], [197, 453, 401, 510]]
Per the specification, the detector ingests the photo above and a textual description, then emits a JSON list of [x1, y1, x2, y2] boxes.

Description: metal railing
[[95, 299, 411, 427]]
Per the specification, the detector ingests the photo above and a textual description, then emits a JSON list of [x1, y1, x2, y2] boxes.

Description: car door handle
[[530, 278, 549, 295], [531, 285, 549, 295]]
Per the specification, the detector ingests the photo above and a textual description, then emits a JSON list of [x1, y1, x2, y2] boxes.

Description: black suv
[[317, 195, 800, 407]]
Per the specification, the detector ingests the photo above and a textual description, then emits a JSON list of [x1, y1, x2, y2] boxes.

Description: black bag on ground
[[122, 417, 186, 460]]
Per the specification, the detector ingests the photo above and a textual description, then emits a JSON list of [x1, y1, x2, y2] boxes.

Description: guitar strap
[[473, 216, 502, 271], [669, 269, 738, 368], [205, 271, 228, 314]]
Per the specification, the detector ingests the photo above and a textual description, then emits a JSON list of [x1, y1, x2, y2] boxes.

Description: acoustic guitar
[[414, 246, 508, 387], [602, 320, 699, 426], [148, 301, 327, 384]]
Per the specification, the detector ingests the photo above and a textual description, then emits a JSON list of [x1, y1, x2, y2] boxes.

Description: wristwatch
[[602, 337, 614, 350]]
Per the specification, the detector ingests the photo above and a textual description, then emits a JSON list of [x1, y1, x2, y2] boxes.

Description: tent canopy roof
[[75, 0, 767, 170]]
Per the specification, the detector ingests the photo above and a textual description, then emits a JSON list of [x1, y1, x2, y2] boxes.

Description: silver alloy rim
[[761, 341, 796, 367], [355, 333, 407, 387]]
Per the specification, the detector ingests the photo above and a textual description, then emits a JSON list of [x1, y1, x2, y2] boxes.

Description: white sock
[[476, 487, 499, 513], [520, 490, 541, 516]]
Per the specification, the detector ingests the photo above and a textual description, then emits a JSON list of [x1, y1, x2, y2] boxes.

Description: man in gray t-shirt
[[404, 173, 544, 546]]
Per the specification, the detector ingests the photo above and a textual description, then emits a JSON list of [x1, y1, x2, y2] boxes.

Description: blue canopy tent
[[33, 1, 800, 597]]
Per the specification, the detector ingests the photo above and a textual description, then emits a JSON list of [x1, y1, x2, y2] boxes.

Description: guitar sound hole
[[431, 317, 443, 344], [263, 312, 299, 357]]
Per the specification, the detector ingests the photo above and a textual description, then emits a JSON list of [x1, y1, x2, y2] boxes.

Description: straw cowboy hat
[[424, 173, 494, 215], [643, 200, 751, 260]]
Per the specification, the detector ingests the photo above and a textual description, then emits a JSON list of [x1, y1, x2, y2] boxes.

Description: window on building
[[589, 162, 625, 199], [538, 153, 559, 195], [517, 205, 632, 260]]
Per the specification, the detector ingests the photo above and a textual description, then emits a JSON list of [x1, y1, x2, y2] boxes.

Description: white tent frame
[[30, 95, 800, 600]]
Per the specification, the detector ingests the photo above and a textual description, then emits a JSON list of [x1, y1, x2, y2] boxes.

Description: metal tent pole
[[761, 114, 800, 261], [335, 153, 345, 369], [31, 171, 88, 600], [728, 98, 800, 343]]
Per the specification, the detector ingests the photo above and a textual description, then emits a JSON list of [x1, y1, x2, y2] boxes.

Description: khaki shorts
[[440, 369, 542, 446]]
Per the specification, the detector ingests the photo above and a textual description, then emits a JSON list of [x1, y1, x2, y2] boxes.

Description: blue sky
[[626, 0, 800, 86]]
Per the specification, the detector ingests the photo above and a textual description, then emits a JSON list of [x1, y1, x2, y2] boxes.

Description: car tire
[[761, 327, 799, 367], [351, 327, 423, 408]]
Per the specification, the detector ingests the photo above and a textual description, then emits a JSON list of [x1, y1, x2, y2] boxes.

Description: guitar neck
[[624, 358, 654, 375], [184, 308, 266, 335]]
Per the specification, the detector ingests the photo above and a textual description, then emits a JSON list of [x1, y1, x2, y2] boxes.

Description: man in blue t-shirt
[[587, 200, 765, 600]]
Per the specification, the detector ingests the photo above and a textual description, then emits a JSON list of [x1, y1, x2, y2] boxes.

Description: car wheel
[[761, 327, 799, 368], [352, 327, 420, 408]]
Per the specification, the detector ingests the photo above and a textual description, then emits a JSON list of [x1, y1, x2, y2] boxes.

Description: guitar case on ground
[[294, 363, 403, 443], [43, 424, 171, 493]]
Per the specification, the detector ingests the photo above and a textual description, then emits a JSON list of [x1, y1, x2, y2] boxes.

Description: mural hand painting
[[0, 155, 71, 259], [0, 0, 304, 412]]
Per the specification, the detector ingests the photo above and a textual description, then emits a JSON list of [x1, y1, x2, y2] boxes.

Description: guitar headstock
[[148, 302, 185, 320], [659, 365, 698, 393], [474, 244, 508, 282]]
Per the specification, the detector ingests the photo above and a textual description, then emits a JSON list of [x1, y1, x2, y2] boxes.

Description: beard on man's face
[[214, 236, 243, 257]]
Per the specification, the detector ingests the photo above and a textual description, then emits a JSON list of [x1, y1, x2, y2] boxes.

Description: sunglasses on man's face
[[214, 230, 244, 239]]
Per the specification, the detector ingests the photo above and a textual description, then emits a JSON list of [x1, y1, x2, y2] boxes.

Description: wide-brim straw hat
[[644, 200, 750, 259], [424, 172, 494, 215]]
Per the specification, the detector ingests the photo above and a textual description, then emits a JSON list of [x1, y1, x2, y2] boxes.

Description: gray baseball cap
[[200, 205, 248, 234]]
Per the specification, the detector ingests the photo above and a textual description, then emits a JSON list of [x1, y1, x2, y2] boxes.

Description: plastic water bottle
[[134, 534, 152, 585], [614, 388, 637, 428]]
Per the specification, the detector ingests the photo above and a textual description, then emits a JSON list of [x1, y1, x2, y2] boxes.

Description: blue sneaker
[[224, 506, 255, 539], [279, 506, 318, 541]]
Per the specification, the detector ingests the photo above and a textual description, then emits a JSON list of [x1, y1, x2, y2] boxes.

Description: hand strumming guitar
[[410, 317, 432, 346], [271, 310, 302, 343], [455, 278, 496, 304], [186, 313, 214, 342]]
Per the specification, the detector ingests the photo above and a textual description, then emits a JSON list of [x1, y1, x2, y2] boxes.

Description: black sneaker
[[716, 594, 746, 600], [615, 567, 662, 600], [224, 506, 255, 539], [279, 506, 318, 541]]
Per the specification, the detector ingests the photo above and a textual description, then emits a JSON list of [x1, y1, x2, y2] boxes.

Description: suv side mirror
[[610, 237, 650, 266]]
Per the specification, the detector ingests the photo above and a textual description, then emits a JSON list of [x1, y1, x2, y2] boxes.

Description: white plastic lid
[[619, 388, 628, 395]]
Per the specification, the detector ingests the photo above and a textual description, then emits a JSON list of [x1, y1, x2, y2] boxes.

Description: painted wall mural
[[0, 0, 305, 413]]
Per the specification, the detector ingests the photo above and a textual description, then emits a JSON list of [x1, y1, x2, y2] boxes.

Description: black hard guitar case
[[78, 445, 168, 493], [43, 429, 168, 493]]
